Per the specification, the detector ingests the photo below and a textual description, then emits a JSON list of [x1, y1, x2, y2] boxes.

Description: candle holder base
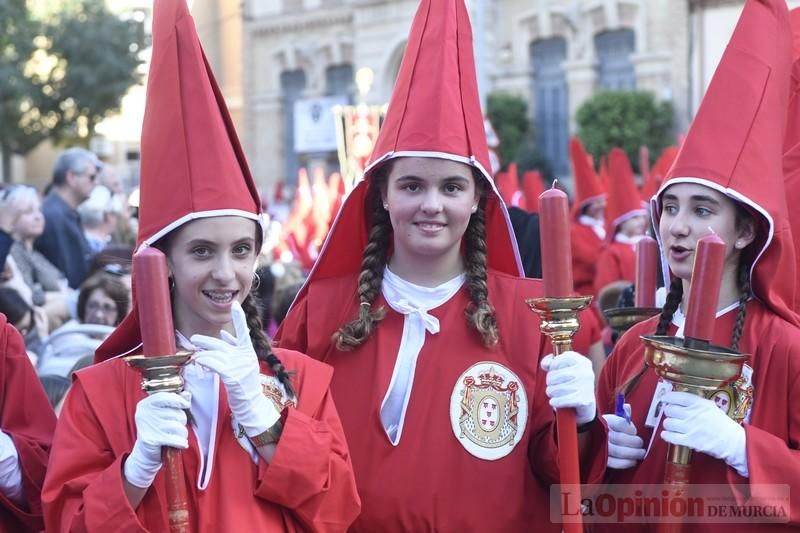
[[124, 352, 193, 395], [526, 296, 592, 349], [603, 306, 661, 335]]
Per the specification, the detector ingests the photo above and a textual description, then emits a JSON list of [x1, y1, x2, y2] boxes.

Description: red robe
[[594, 241, 636, 295], [42, 348, 360, 532], [276, 270, 608, 532], [571, 222, 606, 297], [590, 301, 800, 531], [0, 315, 56, 532]]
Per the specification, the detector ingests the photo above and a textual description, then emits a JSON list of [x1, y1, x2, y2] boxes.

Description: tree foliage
[[486, 93, 529, 169], [0, 0, 143, 180], [575, 90, 673, 173]]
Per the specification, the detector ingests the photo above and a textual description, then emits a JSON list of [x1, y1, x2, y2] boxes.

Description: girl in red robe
[[275, 1, 606, 531], [0, 314, 56, 531], [41, 1, 359, 531], [591, 1, 800, 529]]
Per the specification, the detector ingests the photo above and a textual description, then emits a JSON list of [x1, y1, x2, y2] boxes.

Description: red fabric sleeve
[[254, 390, 360, 532], [0, 323, 56, 531], [42, 379, 147, 533]]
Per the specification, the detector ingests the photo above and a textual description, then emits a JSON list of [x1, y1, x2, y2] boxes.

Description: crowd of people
[[0, 0, 798, 531]]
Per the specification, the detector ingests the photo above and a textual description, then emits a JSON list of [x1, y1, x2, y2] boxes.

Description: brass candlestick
[[603, 306, 661, 335], [641, 335, 748, 533], [527, 295, 592, 533], [125, 352, 193, 532]]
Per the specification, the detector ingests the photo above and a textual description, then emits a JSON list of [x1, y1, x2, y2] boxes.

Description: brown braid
[[615, 278, 684, 400], [463, 194, 498, 347], [333, 180, 391, 350], [241, 293, 296, 398], [730, 261, 751, 352]]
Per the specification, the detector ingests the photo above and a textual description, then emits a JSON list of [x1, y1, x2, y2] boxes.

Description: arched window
[[531, 37, 569, 176], [281, 69, 307, 186], [595, 29, 636, 90]]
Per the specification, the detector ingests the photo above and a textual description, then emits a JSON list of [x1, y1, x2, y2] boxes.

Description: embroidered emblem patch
[[709, 364, 753, 424], [233, 374, 296, 460], [450, 362, 528, 461]]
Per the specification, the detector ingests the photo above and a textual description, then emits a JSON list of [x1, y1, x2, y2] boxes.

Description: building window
[[531, 37, 569, 177], [281, 69, 307, 186], [595, 29, 636, 90]]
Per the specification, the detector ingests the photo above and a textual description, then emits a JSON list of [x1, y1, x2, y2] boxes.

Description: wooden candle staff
[[526, 186, 590, 533], [124, 248, 193, 533]]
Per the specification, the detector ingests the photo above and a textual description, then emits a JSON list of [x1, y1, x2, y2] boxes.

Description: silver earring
[[471, 205, 478, 213], [252, 272, 261, 290], [168, 276, 175, 291], [383, 203, 389, 210]]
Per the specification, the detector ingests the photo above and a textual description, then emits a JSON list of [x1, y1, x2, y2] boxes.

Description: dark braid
[[241, 293, 296, 398], [616, 278, 684, 400], [730, 260, 751, 351], [463, 197, 498, 347], [333, 186, 391, 350]]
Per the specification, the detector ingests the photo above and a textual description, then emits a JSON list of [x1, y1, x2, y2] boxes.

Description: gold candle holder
[[603, 306, 661, 335], [526, 295, 592, 533], [640, 335, 748, 467], [124, 353, 193, 395], [526, 296, 593, 353]]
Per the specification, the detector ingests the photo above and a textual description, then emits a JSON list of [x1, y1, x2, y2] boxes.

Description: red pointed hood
[[290, 0, 522, 303], [569, 137, 606, 216], [655, 0, 797, 326], [96, 0, 261, 362], [521, 170, 546, 213], [638, 145, 651, 202], [782, 7, 800, 314], [606, 147, 647, 239], [641, 146, 679, 201]]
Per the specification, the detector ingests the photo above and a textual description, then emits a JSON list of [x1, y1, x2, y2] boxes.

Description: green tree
[[40, 0, 143, 145], [575, 90, 673, 173], [0, 0, 47, 180], [0, 0, 142, 182], [486, 93, 529, 169]]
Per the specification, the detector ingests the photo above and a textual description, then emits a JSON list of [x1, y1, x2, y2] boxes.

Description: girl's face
[[382, 157, 479, 263], [13, 196, 45, 240], [618, 214, 648, 238], [166, 216, 258, 337], [658, 182, 755, 281]]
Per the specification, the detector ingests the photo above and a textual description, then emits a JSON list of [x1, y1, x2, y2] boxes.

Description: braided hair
[[334, 160, 498, 349], [241, 292, 296, 398]]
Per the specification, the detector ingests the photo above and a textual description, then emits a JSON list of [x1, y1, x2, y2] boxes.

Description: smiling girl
[[590, 1, 800, 529], [275, 1, 605, 531], [40, 1, 359, 531]]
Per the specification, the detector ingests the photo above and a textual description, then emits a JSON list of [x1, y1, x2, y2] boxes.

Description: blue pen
[[615, 392, 631, 423]]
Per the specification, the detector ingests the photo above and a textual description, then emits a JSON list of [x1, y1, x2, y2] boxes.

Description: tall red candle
[[135, 247, 177, 356], [684, 233, 726, 342], [635, 237, 659, 307], [539, 188, 573, 297]]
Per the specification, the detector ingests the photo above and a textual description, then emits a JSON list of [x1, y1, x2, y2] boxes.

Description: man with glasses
[[34, 147, 100, 289]]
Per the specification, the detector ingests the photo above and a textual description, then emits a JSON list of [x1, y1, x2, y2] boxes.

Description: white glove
[[602, 404, 646, 469], [191, 301, 280, 437], [124, 391, 190, 489], [540, 351, 597, 425], [0, 431, 23, 504], [660, 391, 748, 477]]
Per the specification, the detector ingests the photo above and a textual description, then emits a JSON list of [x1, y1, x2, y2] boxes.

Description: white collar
[[672, 300, 741, 338]]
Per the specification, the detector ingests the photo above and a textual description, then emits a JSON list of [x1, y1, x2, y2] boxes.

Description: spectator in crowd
[[1, 185, 70, 327], [0, 287, 47, 364], [35, 147, 100, 289], [37, 272, 129, 377], [78, 186, 119, 255]]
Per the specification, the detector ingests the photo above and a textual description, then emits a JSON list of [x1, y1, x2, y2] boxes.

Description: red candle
[[684, 233, 726, 342], [135, 247, 177, 356], [635, 237, 659, 307], [538, 188, 573, 297]]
